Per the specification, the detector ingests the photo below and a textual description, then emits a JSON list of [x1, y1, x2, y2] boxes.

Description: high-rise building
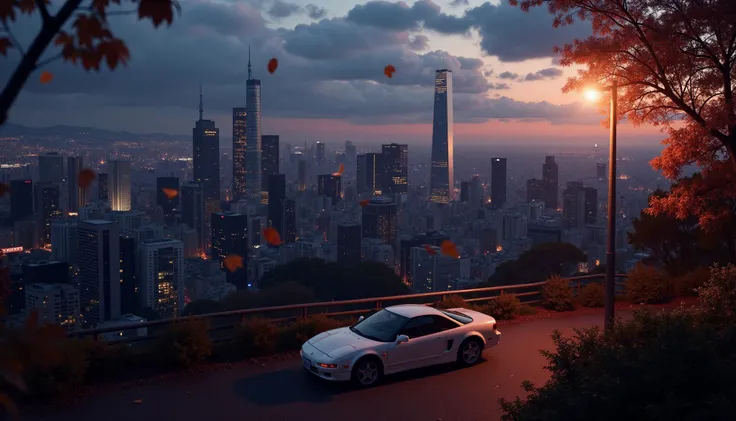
[[345, 141, 357, 174], [119, 235, 138, 315], [211, 212, 248, 289], [67, 156, 85, 213], [526, 178, 544, 203], [470, 175, 483, 208], [108, 160, 131, 211], [181, 182, 205, 255], [399, 232, 448, 284], [35, 182, 61, 245], [261, 134, 279, 203], [460, 181, 470, 202], [22, 260, 69, 285], [596, 163, 606, 181], [38, 152, 63, 183], [138, 239, 185, 318], [232, 107, 247, 200], [563, 182, 598, 229], [490, 158, 507, 209], [25, 283, 79, 330], [282, 197, 297, 244], [193, 86, 220, 249], [267, 174, 286, 233], [77, 220, 121, 327], [356, 153, 383, 195], [318, 174, 342, 205], [542, 156, 559, 210], [156, 176, 179, 223], [245, 50, 262, 202], [51, 219, 78, 263], [337, 222, 362, 265], [316, 142, 325, 165], [361, 197, 397, 249], [382, 143, 408, 195], [10, 179, 33, 222], [298, 159, 308, 192], [430, 69, 454, 204], [97, 173, 109, 202]]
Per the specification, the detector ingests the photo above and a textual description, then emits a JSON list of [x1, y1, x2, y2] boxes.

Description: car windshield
[[440, 309, 473, 324], [350, 309, 409, 342]]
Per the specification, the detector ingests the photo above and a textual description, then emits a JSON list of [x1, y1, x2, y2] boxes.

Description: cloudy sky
[[3, 0, 665, 146]]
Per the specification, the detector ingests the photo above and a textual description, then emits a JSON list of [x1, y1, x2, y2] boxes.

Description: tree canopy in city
[[515, 0, 736, 232], [0, 0, 180, 127], [486, 242, 586, 286]]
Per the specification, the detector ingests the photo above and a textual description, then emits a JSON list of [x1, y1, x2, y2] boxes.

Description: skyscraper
[[35, 182, 61, 245], [67, 156, 85, 213], [10, 179, 32, 222], [119, 235, 138, 315], [232, 107, 247, 200], [356, 153, 383, 195], [138, 239, 185, 318], [38, 152, 64, 183], [361, 197, 397, 249], [460, 181, 470, 202], [108, 160, 131, 211], [193, 85, 220, 248], [596, 163, 606, 180], [526, 178, 544, 202], [316, 142, 325, 165], [430, 69, 454, 204], [156, 176, 179, 223], [211, 212, 248, 289], [318, 174, 342, 205], [97, 173, 109, 202], [267, 174, 286, 233], [490, 157, 507, 209], [298, 159, 308, 192], [542, 156, 559, 210], [382, 143, 408, 195], [337, 222, 362, 265], [181, 182, 205, 255], [261, 134, 279, 203], [245, 48, 262, 202], [281, 197, 297, 244], [563, 182, 598, 229], [78, 220, 121, 327]]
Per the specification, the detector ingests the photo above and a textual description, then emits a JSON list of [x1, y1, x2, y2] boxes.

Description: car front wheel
[[457, 338, 483, 366], [351, 357, 382, 387]]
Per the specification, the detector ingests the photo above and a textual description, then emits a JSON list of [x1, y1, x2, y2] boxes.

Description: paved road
[[25, 312, 625, 421]]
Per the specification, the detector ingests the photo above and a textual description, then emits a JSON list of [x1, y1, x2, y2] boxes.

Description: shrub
[[234, 317, 279, 357], [484, 293, 522, 320], [626, 263, 673, 304], [675, 266, 711, 297], [23, 339, 88, 402], [578, 282, 605, 307], [434, 295, 467, 309], [518, 305, 537, 316], [155, 319, 212, 369], [278, 315, 345, 350], [499, 310, 736, 421], [81, 339, 139, 382], [695, 264, 736, 323], [542, 275, 575, 311]]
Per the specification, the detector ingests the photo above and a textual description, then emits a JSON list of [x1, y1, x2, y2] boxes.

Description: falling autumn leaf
[[162, 187, 178, 199], [77, 168, 96, 189], [440, 240, 459, 259], [39, 71, 53, 84], [358, 200, 370, 207], [332, 163, 344, 177], [267, 58, 278, 74], [223, 254, 244, 273], [262, 227, 282, 246], [384, 64, 396, 78], [0, 183, 9, 198], [424, 244, 437, 255]]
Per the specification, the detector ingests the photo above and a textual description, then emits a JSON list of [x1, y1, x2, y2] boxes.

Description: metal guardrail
[[67, 273, 627, 345]]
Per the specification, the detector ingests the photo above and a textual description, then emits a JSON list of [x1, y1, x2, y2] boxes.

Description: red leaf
[[39, 71, 53, 84], [77, 169, 96, 188], [161, 187, 178, 199], [263, 227, 282, 246], [358, 200, 370, 207], [223, 254, 244, 272], [17, 0, 36, 14], [138, 0, 176, 28], [384, 64, 396, 78], [267, 58, 278, 74]]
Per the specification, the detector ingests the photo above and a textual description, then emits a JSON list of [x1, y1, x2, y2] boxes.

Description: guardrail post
[[376, 300, 382, 311], [302, 307, 308, 319]]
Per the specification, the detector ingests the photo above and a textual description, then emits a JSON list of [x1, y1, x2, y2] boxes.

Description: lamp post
[[585, 80, 618, 331]]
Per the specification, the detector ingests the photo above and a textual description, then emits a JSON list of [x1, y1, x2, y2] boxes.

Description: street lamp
[[585, 80, 618, 332]]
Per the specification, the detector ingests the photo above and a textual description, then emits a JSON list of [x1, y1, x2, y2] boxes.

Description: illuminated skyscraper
[[78, 220, 120, 327], [429, 69, 454, 204], [232, 107, 247, 199], [211, 212, 248, 289], [316, 142, 325, 165], [382, 143, 408, 195], [245, 47, 262, 201], [108, 160, 131, 211], [490, 157, 507, 209], [261, 134, 279, 203], [193, 85, 220, 249], [361, 197, 397, 250], [138, 239, 184, 318], [181, 182, 205, 255], [35, 182, 61, 245], [357, 153, 383, 195], [67, 156, 85, 213]]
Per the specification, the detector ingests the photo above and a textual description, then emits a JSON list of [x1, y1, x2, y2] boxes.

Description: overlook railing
[[67, 273, 627, 345]]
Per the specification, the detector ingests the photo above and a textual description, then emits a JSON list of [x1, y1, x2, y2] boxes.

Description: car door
[[386, 316, 447, 372]]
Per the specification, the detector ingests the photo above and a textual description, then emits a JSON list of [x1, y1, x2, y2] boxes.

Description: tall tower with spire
[[193, 84, 220, 253], [245, 44, 263, 202]]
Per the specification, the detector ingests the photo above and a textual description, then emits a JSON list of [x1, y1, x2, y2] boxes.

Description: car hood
[[308, 327, 372, 358]]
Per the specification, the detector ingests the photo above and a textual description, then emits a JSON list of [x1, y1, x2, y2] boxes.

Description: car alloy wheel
[[460, 340, 481, 365], [355, 360, 380, 386]]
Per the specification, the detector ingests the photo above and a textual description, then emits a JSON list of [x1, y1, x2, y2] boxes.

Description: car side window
[[430, 315, 461, 333], [400, 316, 435, 338]]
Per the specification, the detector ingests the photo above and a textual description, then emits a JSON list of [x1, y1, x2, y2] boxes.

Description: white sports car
[[300, 304, 502, 387]]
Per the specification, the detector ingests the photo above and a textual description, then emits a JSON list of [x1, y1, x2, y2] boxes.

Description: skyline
[[1, 0, 668, 147]]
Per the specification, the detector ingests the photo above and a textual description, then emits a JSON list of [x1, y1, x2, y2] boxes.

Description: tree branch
[[35, 0, 51, 24], [34, 52, 63, 69], [1, 20, 24, 56]]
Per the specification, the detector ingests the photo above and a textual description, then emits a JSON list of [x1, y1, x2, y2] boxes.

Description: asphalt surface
[[24, 312, 628, 421]]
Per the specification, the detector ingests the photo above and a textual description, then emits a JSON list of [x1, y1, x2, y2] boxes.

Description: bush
[[518, 305, 537, 316], [484, 293, 522, 320], [23, 339, 88, 402], [278, 315, 345, 350], [626, 263, 673, 304], [81, 339, 139, 382], [675, 266, 711, 297], [434, 295, 467, 309], [234, 317, 279, 357], [499, 309, 736, 421], [578, 282, 605, 307], [542, 275, 575, 311], [155, 319, 212, 369], [695, 264, 736, 323]]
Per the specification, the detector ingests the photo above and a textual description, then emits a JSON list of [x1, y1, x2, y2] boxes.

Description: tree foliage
[[514, 0, 736, 233], [0, 0, 180, 126], [486, 242, 586, 286]]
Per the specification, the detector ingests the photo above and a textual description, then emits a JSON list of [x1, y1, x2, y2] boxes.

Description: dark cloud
[[268, 0, 301, 19], [450, 0, 469, 6], [305, 4, 327, 20], [1, 0, 597, 131], [408, 34, 429, 51], [498, 71, 519, 80], [523, 67, 564, 81]]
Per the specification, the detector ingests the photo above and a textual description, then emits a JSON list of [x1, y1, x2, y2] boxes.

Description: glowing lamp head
[[584, 88, 601, 102]]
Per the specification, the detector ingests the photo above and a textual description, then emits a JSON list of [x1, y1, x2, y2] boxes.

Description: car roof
[[385, 304, 445, 318]]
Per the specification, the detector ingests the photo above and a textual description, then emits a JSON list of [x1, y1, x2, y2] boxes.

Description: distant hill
[[0, 122, 187, 142]]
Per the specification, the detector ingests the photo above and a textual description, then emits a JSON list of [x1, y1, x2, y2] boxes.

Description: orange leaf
[[0, 183, 9, 197], [262, 227, 282, 246], [358, 200, 370, 207], [384, 64, 396, 78], [223, 254, 244, 273], [440, 240, 459, 259], [138, 0, 176, 28], [161, 188, 178, 199], [39, 71, 53, 84], [0, 37, 11, 55], [332, 163, 344, 177], [267, 58, 278, 74], [77, 168, 96, 188], [424, 244, 437, 255]]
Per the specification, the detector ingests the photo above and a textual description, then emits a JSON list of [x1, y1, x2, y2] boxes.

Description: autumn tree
[[514, 0, 736, 235], [0, 0, 180, 127]]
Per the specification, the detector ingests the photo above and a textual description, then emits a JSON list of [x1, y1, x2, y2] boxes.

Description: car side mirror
[[357, 316, 365, 323], [396, 334, 409, 344]]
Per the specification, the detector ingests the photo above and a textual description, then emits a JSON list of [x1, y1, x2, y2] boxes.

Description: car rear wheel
[[351, 357, 382, 387], [457, 338, 483, 366]]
